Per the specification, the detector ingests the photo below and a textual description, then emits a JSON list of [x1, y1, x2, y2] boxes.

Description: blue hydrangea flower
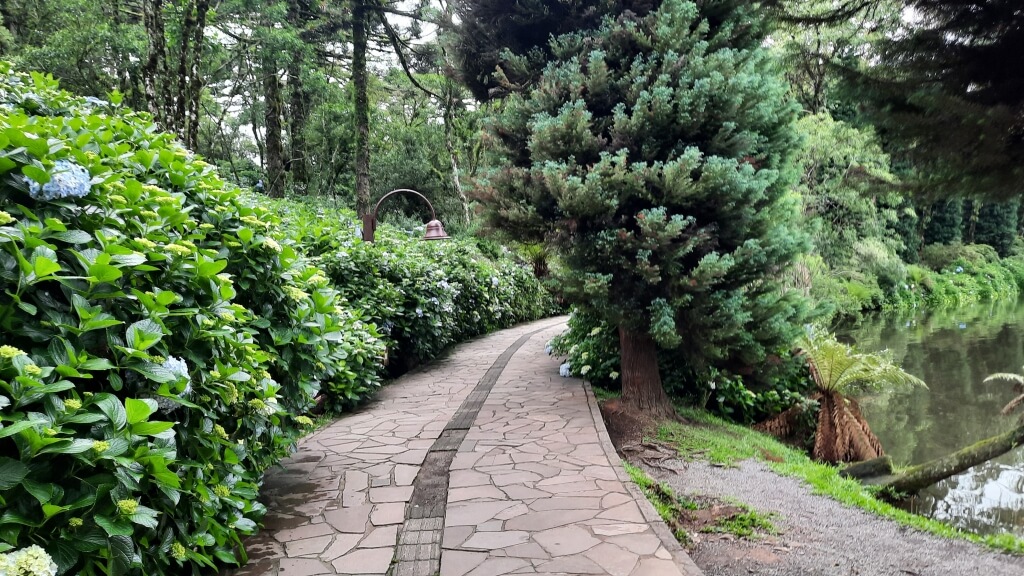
[[491, 276, 499, 287], [415, 307, 423, 317], [955, 266, 964, 274], [559, 362, 572, 377], [25, 160, 91, 201]]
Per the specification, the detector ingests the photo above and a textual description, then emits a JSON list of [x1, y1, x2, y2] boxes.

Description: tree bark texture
[[880, 422, 1024, 495], [618, 326, 675, 420], [185, 0, 210, 150], [262, 53, 286, 198], [353, 0, 372, 215], [443, 91, 469, 224], [142, 0, 170, 125], [174, 0, 198, 134], [288, 58, 310, 190]]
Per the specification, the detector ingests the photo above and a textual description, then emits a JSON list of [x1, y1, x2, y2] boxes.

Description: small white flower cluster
[[162, 356, 190, 381], [25, 160, 91, 201], [559, 362, 572, 377], [0, 545, 58, 576], [262, 397, 279, 416], [155, 356, 191, 412]]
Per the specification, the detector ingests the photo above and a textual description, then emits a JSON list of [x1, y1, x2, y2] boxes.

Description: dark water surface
[[842, 301, 1024, 538]]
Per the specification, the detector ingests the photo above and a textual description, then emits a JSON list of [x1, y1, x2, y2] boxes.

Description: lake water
[[841, 300, 1024, 538]]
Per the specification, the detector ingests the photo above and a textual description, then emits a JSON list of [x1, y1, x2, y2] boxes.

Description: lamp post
[[361, 188, 450, 242]]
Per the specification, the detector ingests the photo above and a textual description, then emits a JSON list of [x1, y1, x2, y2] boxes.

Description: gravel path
[[646, 458, 1024, 576]]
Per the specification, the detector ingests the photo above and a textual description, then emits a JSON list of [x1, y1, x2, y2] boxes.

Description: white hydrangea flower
[[559, 362, 572, 378], [162, 356, 190, 381], [0, 544, 58, 576]]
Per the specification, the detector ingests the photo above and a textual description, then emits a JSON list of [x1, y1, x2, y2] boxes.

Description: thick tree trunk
[[878, 422, 1024, 495], [262, 55, 286, 198], [286, 0, 309, 191], [142, 0, 170, 125], [174, 0, 197, 136], [618, 327, 675, 420], [288, 58, 310, 191], [353, 0, 371, 216], [185, 0, 210, 150], [108, 0, 133, 98]]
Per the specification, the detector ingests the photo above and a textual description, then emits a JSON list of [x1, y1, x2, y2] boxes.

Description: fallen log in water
[[865, 422, 1024, 495]]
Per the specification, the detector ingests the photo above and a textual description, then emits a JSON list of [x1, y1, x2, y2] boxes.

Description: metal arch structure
[[361, 188, 449, 242]]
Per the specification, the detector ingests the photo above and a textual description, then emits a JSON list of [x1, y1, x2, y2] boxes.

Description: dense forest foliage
[[2, 0, 1021, 429], [2, 0, 1022, 411]]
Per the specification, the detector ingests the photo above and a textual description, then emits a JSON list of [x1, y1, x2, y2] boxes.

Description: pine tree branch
[[376, 10, 442, 101]]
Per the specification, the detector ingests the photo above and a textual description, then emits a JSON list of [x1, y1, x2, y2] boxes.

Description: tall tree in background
[[778, 0, 1019, 198], [851, 0, 1024, 198], [470, 0, 808, 417]]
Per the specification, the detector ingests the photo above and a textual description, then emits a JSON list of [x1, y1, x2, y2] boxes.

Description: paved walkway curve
[[229, 318, 702, 576]]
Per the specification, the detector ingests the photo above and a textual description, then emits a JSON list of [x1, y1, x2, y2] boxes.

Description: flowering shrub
[[0, 64, 381, 574], [267, 197, 559, 389], [0, 545, 57, 576]]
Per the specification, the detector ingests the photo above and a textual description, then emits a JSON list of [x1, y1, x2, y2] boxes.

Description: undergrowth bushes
[[0, 65, 552, 575], [267, 197, 558, 403], [550, 312, 811, 423]]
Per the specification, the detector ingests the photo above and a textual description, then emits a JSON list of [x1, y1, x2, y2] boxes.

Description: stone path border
[[581, 380, 704, 576]]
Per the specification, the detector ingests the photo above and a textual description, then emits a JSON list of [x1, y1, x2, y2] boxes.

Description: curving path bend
[[228, 318, 702, 576]]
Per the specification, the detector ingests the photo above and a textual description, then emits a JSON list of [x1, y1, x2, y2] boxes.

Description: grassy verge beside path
[[646, 407, 1024, 555]]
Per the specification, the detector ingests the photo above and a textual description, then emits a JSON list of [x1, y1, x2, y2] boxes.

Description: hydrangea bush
[[0, 65, 382, 574], [268, 197, 559, 389]]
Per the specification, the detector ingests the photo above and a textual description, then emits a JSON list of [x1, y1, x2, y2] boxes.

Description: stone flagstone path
[[228, 318, 702, 576]]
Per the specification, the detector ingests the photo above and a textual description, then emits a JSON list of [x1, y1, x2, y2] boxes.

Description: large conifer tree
[[474, 0, 808, 417]]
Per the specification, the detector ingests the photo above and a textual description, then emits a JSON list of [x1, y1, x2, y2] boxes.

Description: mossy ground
[[624, 462, 777, 543]]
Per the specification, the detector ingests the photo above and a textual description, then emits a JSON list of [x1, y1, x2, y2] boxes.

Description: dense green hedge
[[551, 311, 811, 424], [268, 197, 558, 388], [0, 65, 552, 575]]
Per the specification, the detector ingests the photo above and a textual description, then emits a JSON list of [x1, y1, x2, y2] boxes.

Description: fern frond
[[984, 372, 1024, 385]]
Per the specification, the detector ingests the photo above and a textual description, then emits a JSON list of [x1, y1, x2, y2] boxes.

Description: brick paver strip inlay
[[226, 318, 701, 576], [393, 325, 554, 576]]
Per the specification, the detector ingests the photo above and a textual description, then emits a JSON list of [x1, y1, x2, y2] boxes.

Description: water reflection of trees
[[908, 450, 1024, 537], [841, 300, 1024, 536]]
